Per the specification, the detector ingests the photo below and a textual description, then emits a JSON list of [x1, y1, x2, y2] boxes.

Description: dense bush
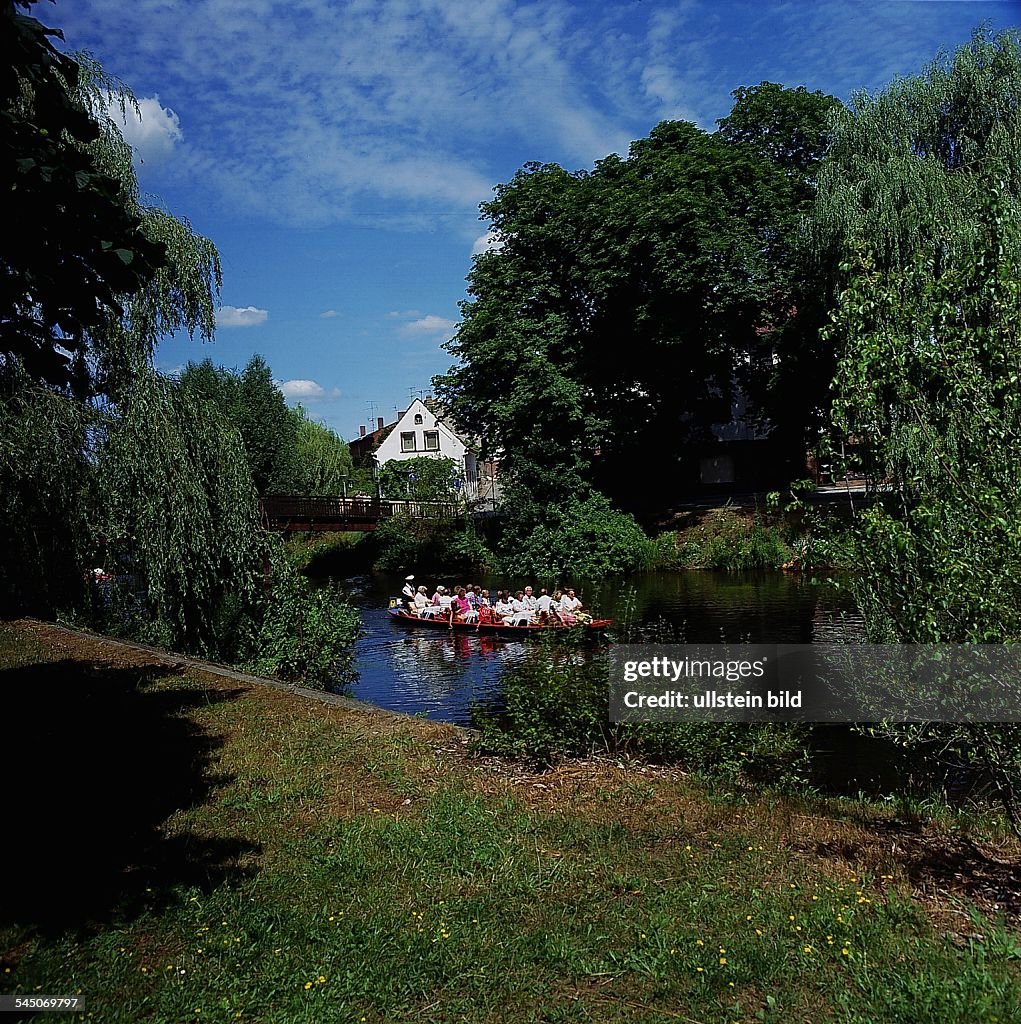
[[378, 456, 461, 501], [373, 513, 495, 573], [660, 509, 797, 570], [499, 493, 654, 580], [471, 643, 810, 786], [243, 549, 360, 688]]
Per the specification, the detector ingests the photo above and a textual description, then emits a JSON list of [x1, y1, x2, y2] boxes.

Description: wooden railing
[[259, 496, 463, 532]]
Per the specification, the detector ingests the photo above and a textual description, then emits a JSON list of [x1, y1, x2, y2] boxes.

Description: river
[[324, 569, 861, 725]]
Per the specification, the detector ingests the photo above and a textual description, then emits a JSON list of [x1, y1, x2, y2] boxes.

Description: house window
[[424, 430, 439, 451], [414, 414, 423, 424], [401, 432, 416, 452]]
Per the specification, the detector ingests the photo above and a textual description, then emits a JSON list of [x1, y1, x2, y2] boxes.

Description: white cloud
[[62, 0, 985, 233], [319, 309, 339, 318], [279, 379, 325, 399], [216, 305, 268, 328], [472, 230, 504, 256], [401, 315, 456, 336], [107, 95, 183, 167], [61, 0, 638, 229]]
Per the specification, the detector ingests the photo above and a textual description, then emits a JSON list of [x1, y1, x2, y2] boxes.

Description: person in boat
[[552, 589, 575, 625], [420, 585, 448, 618], [401, 575, 416, 611], [560, 588, 592, 624], [535, 587, 559, 625], [453, 586, 474, 624], [413, 585, 430, 616], [508, 591, 535, 627], [478, 597, 496, 625], [493, 590, 514, 623], [521, 586, 538, 612]]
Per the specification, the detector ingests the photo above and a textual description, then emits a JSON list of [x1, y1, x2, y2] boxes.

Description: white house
[[349, 398, 499, 503]]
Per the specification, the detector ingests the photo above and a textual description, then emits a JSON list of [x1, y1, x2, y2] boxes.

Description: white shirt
[[536, 594, 553, 613], [414, 592, 429, 610], [560, 594, 581, 613], [402, 582, 416, 600], [494, 600, 513, 616]]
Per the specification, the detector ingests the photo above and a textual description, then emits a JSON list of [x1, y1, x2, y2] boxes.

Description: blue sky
[[54, 0, 1018, 437]]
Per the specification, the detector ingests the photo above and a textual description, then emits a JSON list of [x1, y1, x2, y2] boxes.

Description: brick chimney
[[377, 416, 384, 430], [359, 424, 366, 437]]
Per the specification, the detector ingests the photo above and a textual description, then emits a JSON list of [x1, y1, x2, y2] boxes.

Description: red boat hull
[[387, 608, 611, 636]]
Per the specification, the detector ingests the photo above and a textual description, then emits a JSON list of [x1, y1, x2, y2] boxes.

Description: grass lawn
[[2, 620, 1019, 1023]]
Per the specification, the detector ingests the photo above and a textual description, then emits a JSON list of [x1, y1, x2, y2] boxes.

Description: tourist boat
[[387, 605, 612, 637]]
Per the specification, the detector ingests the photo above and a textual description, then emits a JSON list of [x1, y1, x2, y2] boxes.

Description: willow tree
[[96, 371, 263, 655], [1, 2, 252, 641], [291, 405, 354, 495], [814, 26, 1021, 284], [819, 29, 1021, 830]]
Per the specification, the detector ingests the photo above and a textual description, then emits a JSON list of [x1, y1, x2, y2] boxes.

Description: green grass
[[2, 622, 1019, 1023]]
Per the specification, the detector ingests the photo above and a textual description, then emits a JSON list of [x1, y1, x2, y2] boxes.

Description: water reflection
[[322, 569, 861, 725]]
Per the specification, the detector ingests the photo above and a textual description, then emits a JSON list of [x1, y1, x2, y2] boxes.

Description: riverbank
[[3, 619, 1019, 1022], [649, 502, 855, 571]]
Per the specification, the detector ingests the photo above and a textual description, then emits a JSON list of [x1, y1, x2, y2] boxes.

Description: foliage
[[498, 492, 653, 580], [96, 370, 265, 656], [5, 617, 1019, 1024], [291, 404, 354, 495], [373, 513, 494, 574], [244, 547, 360, 688], [716, 81, 840, 195], [180, 356, 297, 496], [661, 509, 797, 570], [813, 27, 1021, 281], [821, 29, 1021, 833], [472, 643, 810, 786], [236, 355, 298, 494], [0, 1, 166, 393], [436, 86, 838, 506], [378, 455, 461, 501], [0, 374, 98, 613]]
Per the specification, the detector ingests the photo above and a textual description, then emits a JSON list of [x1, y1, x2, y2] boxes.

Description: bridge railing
[[259, 496, 463, 530]]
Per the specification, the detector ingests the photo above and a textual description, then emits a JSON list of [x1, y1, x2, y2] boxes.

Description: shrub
[[499, 492, 654, 580], [665, 509, 796, 570], [471, 644, 810, 786], [373, 513, 495, 573], [244, 550, 360, 688]]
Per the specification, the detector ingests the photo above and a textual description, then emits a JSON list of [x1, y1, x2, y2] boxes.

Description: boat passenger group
[[399, 576, 592, 627]]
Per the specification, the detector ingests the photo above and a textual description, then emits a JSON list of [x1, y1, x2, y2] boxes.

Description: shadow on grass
[[0, 660, 260, 936]]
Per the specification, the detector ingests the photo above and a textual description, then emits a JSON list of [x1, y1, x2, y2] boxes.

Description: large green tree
[[0, 2, 238, 633], [290, 404, 354, 496], [821, 29, 1021, 831], [180, 356, 299, 496], [1, 0, 166, 393], [436, 90, 837, 508]]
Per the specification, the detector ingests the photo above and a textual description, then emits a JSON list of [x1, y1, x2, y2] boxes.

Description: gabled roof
[[349, 420, 396, 461]]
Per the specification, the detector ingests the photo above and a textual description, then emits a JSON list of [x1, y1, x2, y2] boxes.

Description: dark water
[[327, 570, 861, 726]]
